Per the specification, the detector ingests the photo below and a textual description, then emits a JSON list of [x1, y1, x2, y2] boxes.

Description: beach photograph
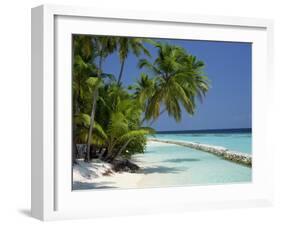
[[72, 35, 252, 190]]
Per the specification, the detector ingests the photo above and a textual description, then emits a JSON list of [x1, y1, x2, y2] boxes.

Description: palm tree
[[131, 73, 155, 107], [138, 42, 210, 123], [85, 37, 118, 162], [99, 83, 154, 161], [129, 73, 156, 124], [82, 87, 153, 162], [104, 111, 151, 162], [73, 35, 98, 163], [73, 112, 107, 147], [117, 37, 151, 86]]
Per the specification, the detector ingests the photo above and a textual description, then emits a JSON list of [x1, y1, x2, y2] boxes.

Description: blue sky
[[102, 38, 252, 131]]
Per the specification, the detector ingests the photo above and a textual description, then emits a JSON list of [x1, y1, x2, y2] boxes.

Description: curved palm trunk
[[110, 139, 131, 162], [117, 59, 125, 86], [104, 139, 115, 162], [85, 54, 103, 162]]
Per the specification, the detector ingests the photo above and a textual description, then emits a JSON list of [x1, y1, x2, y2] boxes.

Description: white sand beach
[[73, 159, 144, 189], [73, 141, 177, 190], [73, 140, 251, 190]]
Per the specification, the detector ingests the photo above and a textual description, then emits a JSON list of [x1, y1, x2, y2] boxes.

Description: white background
[[0, 0, 280, 225]]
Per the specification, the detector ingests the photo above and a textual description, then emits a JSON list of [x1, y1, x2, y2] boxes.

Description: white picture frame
[[31, 4, 274, 221]]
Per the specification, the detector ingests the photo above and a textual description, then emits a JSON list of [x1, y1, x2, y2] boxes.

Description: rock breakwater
[[148, 138, 251, 167]]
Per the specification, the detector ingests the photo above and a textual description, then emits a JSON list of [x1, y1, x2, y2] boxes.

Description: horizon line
[[155, 128, 252, 133]]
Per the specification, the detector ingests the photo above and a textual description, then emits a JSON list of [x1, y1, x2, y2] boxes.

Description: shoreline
[[73, 140, 252, 190], [73, 141, 188, 190], [148, 138, 252, 167]]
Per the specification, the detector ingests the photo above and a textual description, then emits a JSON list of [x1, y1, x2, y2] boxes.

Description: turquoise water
[[134, 132, 252, 187], [152, 132, 252, 154]]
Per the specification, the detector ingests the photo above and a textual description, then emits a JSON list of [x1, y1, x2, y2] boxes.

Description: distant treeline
[[156, 128, 252, 134]]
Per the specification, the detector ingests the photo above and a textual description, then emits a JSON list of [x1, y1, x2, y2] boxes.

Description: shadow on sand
[[162, 158, 200, 163], [72, 181, 117, 190], [141, 165, 184, 174]]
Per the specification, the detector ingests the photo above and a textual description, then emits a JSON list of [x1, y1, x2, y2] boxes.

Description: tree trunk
[[72, 141, 78, 164], [110, 139, 131, 162], [117, 59, 125, 86], [140, 116, 146, 125], [104, 144, 114, 162], [85, 88, 99, 162], [85, 53, 103, 162], [72, 88, 80, 164]]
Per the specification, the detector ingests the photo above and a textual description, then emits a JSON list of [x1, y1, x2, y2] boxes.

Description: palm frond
[[117, 129, 151, 144]]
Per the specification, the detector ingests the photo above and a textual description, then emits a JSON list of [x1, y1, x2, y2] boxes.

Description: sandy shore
[[73, 141, 251, 190], [73, 141, 174, 190], [73, 159, 143, 190]]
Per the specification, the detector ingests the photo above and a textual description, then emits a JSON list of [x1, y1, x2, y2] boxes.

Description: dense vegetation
[[72, 35, 209, 164]]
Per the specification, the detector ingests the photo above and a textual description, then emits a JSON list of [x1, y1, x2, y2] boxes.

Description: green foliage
[[100, 91, 153, 159], [72, 35, 210, 162], [138, 41, 210, 123], [73, 113, 107, 146], [117, 37, 151, 61], [116, 37, 152, 85], [122, 135, 147, 158]]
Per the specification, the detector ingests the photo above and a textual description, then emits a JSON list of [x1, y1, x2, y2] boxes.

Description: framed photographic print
[[31, 4, 274, 221]]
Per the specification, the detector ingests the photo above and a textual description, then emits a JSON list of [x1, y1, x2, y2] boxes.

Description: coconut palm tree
[[128, 73, 157, 124], [80, 86, 153, 162], [85, 36, 118, 162], [103, 111, 151, 162], [99, 82, 154, 160], [131, 73, 155, 108], [138, 42, 210, 123], [73, 112, 107, 147], [117, 37, 151, 86], [72, 35, 98, 163]]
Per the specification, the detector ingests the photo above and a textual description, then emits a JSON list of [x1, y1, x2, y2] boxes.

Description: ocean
[[133, 129, 252, 187], [153, 128, 252, 154]]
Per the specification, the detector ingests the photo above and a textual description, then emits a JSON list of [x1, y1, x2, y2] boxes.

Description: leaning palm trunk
[[117, 59, 125, 86], [109, 139, 131, 162], [85, 55, 103, 162]]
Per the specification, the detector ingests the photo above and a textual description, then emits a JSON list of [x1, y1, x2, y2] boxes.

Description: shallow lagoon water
[[152, 133, 252, 154], [73, 132, 252, 189], [134, 133, 252, 187]]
